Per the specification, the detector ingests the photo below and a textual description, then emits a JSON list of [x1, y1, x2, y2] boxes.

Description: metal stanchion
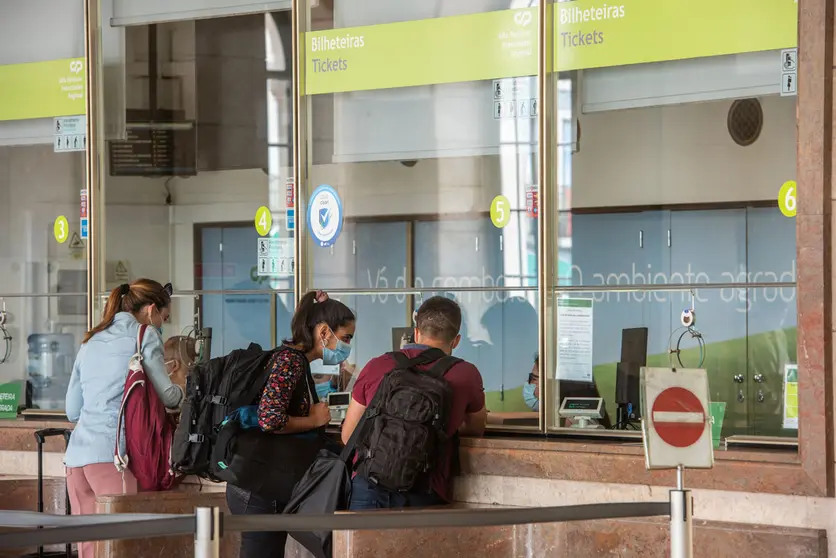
[[194, 507, 220, 558], [670, 466, 693, 558]]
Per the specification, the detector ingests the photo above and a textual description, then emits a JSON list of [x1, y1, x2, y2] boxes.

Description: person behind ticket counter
[[523, 354, 540, 411], [311, 360, 356, 401]]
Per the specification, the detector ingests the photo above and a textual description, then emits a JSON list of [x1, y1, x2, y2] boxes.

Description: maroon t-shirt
[[351, 346, 485, 502]]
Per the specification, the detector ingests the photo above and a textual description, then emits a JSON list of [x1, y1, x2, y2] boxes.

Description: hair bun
[[314, 290, 329, 304], [120, 283, 130, 296]]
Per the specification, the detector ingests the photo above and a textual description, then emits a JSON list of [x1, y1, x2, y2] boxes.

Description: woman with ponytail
[[226, 289, 356, 558], [64, 279, 184, 558]]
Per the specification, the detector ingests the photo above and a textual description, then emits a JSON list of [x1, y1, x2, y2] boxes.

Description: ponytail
[[286, 290, 355, 352], [83, 279, 172, 343]]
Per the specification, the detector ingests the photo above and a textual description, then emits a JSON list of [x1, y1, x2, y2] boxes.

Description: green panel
[[0, 382, 22, 420], [0, 58, 86, 121], [555, 0, 797, 71], [304, 2, 798, 95], [592, 327, 798, 439], [304, 8, 538, 95]]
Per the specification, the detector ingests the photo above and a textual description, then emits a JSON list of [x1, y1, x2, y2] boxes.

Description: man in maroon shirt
[[341, 296, 487, 509]]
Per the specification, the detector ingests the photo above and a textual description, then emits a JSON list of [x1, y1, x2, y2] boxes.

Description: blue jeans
[[226, 484, 288, 558], [348, 475, 445, 511]]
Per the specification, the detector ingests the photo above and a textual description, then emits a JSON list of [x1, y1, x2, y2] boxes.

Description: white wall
[[572, 94, 796, 208], [0, 0, 86, 147], [0, 0, 84, 65]]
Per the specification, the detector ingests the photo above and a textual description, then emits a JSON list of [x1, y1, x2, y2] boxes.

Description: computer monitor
[[620, 327, 648, 366], [615, 327, 648, 426], [391, 327, 414, 351]]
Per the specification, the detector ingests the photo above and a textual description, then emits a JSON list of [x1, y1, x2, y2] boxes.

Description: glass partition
[[94, 11, 296, 359], [297, 1, 541, 423], [84, 0, 800, 442], [548, 0, 798, 439], [0, 0, 88, 413]]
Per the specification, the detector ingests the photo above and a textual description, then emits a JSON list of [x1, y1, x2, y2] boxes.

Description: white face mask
[[164, 359, 177, 377]]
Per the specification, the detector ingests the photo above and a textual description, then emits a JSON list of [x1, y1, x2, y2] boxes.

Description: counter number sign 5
[[779, 180, 797, 218], [54, 216, 69, 244], [255, 206, 273, 237], [490, 195, 511, 228]]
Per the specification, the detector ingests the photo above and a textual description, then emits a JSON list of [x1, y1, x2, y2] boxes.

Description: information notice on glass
[[783, 363, 798, 429], [555, 298, 594, 382]]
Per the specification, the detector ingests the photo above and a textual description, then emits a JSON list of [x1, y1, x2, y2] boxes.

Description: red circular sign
[[651, 387, 706, 448]]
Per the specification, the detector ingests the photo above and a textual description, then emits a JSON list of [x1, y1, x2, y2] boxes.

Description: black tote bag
[[282, 417, 365, 558]]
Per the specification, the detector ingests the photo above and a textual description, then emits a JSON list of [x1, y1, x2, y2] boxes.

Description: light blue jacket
[[64, 312, 184, 468]]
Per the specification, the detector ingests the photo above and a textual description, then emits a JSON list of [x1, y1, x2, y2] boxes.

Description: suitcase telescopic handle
[[34, 428, 71, 445]]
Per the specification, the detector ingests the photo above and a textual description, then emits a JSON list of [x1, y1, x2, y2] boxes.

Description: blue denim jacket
[[64, 312, 184, 468]]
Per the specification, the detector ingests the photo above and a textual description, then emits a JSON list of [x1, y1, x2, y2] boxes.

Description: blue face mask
[[522, 383, 539, 411], [315, 382, 335, 401], [322, 328, 351, 366]]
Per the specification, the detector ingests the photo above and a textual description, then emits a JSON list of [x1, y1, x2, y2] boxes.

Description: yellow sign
[[54, 216, 69, 244], [303, 1, 797, 95], [490, 195, 511, 228], [778, 180, 797, 218], [255, 206, 273, 236], [0, 58, 86, 122]]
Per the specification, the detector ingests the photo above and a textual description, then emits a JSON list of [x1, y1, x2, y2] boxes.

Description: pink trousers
[[66, 464, 138, 558]]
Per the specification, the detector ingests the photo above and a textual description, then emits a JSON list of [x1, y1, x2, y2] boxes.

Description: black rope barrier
[[0, 510, 189, 528], [0, 516, 196, 549], [0, 501, 669, 549], [227, 502, 671, 533]]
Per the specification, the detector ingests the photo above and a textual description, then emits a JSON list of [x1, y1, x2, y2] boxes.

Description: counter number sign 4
[[490, 195, 511, 228], [54, 216, 69, 244], [255, 206, 273, 237], [778, 180, 797, 218]]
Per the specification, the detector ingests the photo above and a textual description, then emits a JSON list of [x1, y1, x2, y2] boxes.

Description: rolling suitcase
[[21, 428, 75, 558]]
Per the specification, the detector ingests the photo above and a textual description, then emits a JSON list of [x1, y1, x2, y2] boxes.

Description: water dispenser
[[27, 333, 75, 410]]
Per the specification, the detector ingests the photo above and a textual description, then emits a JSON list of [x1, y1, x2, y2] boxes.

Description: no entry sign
[[651, 387, 706, 448], [642, 367, 714, 470]]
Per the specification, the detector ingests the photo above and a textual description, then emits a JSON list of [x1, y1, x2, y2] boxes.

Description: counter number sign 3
[[54, 216, 69, 244], [255, 206, 273, 237], [778, 180, 797, 218], [308, 185, 343, 248]]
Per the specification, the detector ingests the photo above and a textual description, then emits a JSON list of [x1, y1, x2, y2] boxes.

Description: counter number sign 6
[[778, 180, 797, 218]]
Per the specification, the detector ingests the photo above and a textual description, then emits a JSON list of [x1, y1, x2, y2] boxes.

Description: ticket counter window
[[300, 1, 541, 423], [548, 1, 798, 442]]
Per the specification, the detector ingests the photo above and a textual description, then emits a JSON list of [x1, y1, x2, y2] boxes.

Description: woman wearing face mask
[[522, 354, 540, 412], [64, 279, 183, 558], [226, 289, 355, 558]]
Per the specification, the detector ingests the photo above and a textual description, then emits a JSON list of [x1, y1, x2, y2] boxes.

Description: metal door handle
[[753, 374, 765, 383], [737, 389, 745, 403], [757, 390, 765, 403], [733, 374, 744, 383]]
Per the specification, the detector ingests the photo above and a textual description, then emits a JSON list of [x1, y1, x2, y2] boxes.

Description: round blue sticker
[[307, 184, 343, 248]]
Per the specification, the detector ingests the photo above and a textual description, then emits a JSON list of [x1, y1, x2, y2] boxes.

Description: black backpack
[[354, 348, 461, 493], [171, 342, 277, 480]]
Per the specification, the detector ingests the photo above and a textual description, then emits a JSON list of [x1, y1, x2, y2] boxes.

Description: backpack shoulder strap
[[425, 355, 462, 379], [135, 325, 147, 357], [387, 348, 446, 370]]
